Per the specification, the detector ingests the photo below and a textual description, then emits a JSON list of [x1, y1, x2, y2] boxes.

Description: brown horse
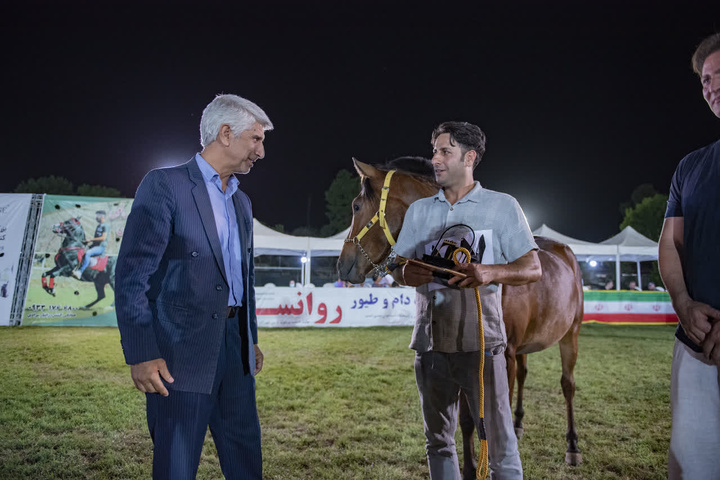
[[337, 158, 584, 477]]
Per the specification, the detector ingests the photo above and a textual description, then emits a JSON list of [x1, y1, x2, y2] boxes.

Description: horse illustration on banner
[[41, 217, 116, 309]]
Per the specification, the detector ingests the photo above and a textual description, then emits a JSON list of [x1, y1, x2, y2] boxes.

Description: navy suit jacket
[[115, 158, 257, 394]]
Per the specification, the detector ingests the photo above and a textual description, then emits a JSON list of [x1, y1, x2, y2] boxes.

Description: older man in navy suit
[[116, 94, 272, 479]]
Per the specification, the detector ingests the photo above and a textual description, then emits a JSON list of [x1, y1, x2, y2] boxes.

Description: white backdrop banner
[[256, 286, 416, 327], [0, 194, 33, 325]]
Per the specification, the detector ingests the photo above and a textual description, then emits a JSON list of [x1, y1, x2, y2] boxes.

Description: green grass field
[[0, 324, 675, 479]]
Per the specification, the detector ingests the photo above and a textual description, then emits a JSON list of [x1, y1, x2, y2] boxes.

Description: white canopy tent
[[599, 226, 659, 290], [532, 224, 658, 289], [599, 226, 659, 260], [532, 224, 594, 246], [253, 220, 310, 256], [329, 227, 351, 240], [253, 220, 347, 257], [532, 224, 617, 260], [252, 220, 347, 285]]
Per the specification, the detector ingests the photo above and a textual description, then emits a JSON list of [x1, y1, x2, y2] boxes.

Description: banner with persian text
[[0, 194, 33, 325], [256, 286, 416, 327]]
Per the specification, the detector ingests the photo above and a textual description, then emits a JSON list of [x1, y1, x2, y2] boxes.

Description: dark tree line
[[14, 176, 121, 198]]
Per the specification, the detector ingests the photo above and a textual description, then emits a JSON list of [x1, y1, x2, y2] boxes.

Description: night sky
[[3, 1, 720, 242]]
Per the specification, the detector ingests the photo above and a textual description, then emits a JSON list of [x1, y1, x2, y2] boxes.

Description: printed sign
[[0, 194, 33, 325], [22, 195, 132, 326]]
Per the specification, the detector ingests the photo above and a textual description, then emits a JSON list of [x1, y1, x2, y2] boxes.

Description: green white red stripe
[[582, 291, 678, 325]]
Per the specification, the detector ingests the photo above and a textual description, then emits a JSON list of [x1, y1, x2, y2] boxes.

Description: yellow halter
[[345, 170, 397, 274]]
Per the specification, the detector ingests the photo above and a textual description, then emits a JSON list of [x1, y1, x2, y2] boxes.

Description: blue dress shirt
[[195, 153, 244, 306]]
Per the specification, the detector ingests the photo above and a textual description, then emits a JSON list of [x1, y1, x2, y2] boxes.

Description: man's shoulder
[[681, 138, 720, 165], [471, 186, 519, 206], [160, 160, 195, 177], [134, 162, 195, 207], [672, 139, 720, 184], [408, 194, 439, 210], [143, 161, 194, 185]]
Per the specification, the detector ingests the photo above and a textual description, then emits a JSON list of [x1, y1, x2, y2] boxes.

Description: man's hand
[[130, 358, 174, 396], [448, 250, 541, 289], [448, 263, 496, 288], [675, 296, 720, 346], [254, 345, 264, 375], [702, 320, 720, 367], [400, 261, 434, 287]]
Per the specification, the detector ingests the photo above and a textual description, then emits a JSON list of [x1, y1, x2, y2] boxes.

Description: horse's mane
[[380, 156, 435, 180], [361, 156, 438, 201]]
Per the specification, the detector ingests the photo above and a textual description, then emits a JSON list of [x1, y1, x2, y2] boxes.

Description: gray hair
[[199, 94, 274, 147]]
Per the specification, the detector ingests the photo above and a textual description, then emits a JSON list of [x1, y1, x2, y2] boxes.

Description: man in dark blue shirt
[[659, 32, 720, 479], [73, 210, 107, 279]]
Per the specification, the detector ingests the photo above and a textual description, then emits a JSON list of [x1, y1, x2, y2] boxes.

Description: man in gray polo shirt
[[392, 121, 541, 479]]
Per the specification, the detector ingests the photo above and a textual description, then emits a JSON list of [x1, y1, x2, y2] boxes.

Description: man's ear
[[217, 124, 233, 147], [464, 150, 477, 167]]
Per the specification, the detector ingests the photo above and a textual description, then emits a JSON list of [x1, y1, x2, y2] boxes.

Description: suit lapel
[[232, 192, 251, 281], [187, 159, 229, 284]]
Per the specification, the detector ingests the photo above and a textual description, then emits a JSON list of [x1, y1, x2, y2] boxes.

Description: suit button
[[191, 251, 199, 257], [212, 313, 219, 319], [216, 285, 222, 291]]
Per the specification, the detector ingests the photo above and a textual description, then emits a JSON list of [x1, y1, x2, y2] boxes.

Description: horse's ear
[[352, 158, 379, 179]]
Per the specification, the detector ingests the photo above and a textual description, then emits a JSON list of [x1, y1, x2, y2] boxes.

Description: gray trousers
[[415, 349, 523, 480], [668, 339, 720, 479]]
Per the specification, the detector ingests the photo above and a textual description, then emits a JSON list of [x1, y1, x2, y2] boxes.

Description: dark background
[[3, 1, 720, 241]]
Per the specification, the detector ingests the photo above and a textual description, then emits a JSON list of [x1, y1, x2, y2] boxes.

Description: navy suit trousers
[[146, 311, 261, 479]]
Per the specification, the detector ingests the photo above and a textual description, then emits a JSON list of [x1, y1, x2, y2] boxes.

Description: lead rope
[[452, 247, 489, 480]]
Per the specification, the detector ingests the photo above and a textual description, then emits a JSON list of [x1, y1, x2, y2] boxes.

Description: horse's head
[[52, 218, 85, 243], [337, 157, 438, 284]]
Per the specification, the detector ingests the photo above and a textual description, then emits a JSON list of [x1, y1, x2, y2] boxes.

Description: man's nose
[[256, 143, 265, 160]]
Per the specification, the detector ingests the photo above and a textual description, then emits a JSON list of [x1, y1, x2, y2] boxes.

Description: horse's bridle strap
[[377, 170, 396, 246], [344, 170, 398, 275], [351, 170, 396, 247]]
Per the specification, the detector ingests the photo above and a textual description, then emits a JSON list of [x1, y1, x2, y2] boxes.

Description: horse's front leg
[[459, 392, 477, 480], [41, 267, 61, 296]]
